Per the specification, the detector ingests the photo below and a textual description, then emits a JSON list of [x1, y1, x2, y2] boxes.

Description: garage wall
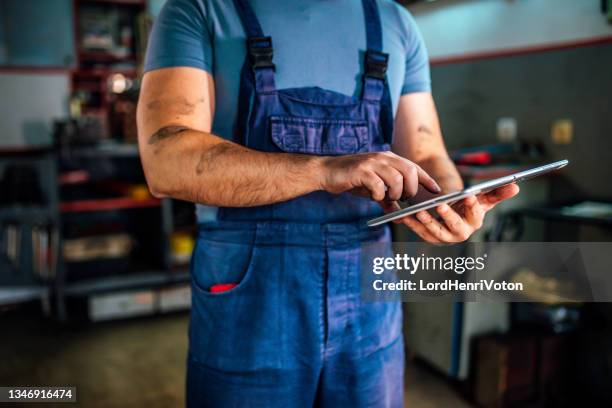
[[409, 0, 612, 59], [408, 0, 612, 202], [0, 0, 73, 148], [0, 72, 70, 147], [429, 43, 612, 202]]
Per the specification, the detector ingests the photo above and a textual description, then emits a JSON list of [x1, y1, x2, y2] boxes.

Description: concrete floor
[[0, 308, 471, 407]]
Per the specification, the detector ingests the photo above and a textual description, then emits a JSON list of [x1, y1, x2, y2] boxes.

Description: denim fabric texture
[[187, 0, 404, 406]]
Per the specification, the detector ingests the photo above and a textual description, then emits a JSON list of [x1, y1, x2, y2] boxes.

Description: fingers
[[382, 153, 440, 198], [415, 209, 455, 242], [402, 196, 488, 244], [376, 167, 404, 201], [479, 183, 520, 209], [462, 196, 484, 229], [415, 204, 474, 242], [393, 162, 419, 199], [346, 152, 441, 201], [400, 216, 442, 243], [386, 154, 440, 196], [437, 204, 468, 235], [361, 171, 386, 201], [414, 164, 442, 194]]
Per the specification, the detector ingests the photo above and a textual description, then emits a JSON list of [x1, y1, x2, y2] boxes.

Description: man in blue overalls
[[137, 0, 518, 406]]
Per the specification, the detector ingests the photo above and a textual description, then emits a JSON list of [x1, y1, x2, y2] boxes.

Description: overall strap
[[233, 0, 264, 37], [232, 0, 276, 94], [361, 0, 388, 102], [363, 0, 382, 51], [232, 0, 276, 145]]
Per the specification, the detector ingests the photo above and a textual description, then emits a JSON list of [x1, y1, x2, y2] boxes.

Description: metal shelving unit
[[0, 287, 50, 305], [1, 144, 195, 321], [0, 148, 59, 309], [56, 143, 194, 321], [63, 269, 189, 296]]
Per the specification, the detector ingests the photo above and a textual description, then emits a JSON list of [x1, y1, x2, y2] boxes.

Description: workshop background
[[1, 0, 611, 407]]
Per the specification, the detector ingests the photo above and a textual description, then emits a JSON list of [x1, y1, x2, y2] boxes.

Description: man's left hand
[[380, 184, 520, 243]]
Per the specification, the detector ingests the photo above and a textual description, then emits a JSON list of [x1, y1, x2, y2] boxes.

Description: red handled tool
[[209, 283, 237, 293]]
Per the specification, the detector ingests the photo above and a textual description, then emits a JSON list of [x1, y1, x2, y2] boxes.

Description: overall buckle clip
[[248, 36, 275, 71], [365, 50, 389, 81]]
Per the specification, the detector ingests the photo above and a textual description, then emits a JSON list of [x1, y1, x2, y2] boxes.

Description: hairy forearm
[[141, 126, 324, 207]]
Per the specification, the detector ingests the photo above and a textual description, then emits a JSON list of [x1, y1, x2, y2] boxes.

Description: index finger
[[387, 156, 441, 197], [415, 164, 442, 194]]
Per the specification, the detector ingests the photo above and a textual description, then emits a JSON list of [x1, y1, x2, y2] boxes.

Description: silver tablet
[[367, 159, 569, 227]]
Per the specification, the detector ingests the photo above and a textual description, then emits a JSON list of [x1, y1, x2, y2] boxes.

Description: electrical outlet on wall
[[497, 117, 517, 142], [551, 119, 573, 144]]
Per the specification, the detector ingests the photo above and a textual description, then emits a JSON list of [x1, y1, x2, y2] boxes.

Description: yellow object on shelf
[[128, 184, 152, 200], [170, 232, 195, 265]]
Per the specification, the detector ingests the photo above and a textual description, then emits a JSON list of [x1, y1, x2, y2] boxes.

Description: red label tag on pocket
[[209, 283, 237, 293]]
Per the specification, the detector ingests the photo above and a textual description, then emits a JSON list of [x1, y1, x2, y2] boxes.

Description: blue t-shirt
[[144, 0, 431, 220]]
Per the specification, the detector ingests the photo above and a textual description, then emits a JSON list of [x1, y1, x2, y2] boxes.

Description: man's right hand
[[319, 151, 441, 202]]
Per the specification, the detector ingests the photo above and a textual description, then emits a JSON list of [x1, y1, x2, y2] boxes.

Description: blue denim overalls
[[187, 0, 404, 406]]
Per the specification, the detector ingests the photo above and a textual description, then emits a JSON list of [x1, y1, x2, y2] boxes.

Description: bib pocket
[[270, 115, 369, 155]]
